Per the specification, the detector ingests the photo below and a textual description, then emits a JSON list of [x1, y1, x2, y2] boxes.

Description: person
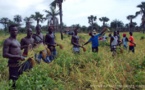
[[83, 27, 107, 52], [2, 24, 25, 88], [122, 33, 128, 49], [128, 32, 136, 53], [45, 26, 57, 61], [71, 27, 81, 53], [20, 28, 34, 57], [32, 25, 44, 44], [20, 28, 35, 70], [32, 25, 45, 63], [117, 30, 121, 46], [110, 31, 118, 56], [92, 29, 97, 36]]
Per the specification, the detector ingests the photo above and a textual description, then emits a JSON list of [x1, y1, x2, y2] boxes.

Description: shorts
[[73, 47, 80, 53], [129, 46, 135, 53], [111, 45, 117, 52], [92, 47, 98, 52]]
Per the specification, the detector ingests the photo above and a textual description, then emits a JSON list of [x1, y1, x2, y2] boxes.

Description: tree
[[88, 15, 97, 31], [0, 17, 10, 32], [136, 2, 145, 33], [99, 17, 109, 27], [31, 12, 46, 26], [127, 15, 136, 31], [110, 19, 124, 29], [50, 0, 65, 40], [44, 6, 59, 32], [13, 15, 22, 25], [81, 26, 87, 32], [24, 17, 33, 29]]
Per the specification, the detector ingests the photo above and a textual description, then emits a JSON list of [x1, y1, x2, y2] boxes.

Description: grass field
[[0, 32, 145, 90]]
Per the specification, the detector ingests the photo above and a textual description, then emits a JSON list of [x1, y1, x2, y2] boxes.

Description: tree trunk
[[59, 3, 63, 40], [37, 20, 39, 25]]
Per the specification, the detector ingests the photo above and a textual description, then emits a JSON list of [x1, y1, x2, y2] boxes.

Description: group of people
[[71, 27, 136, 57], [2, 24, 57, 88], [109, 31, 136, 56], [71, 27, 108, 53], [2, 24, 136, 88]]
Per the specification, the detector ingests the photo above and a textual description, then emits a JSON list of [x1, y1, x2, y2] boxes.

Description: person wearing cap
[[122, 33, 128, 49], [83, 27, 107, 52]]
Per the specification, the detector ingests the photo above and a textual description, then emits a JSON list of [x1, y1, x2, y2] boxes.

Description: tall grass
[[0, 32, 145, 90]]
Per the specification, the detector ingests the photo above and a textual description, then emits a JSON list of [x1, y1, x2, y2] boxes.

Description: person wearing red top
[[129, 32, 136, 53]]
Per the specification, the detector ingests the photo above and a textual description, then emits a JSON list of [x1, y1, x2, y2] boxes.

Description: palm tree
[[13, 15, 22, 25], [88, 15, 97, 31], [44, 6, 59, 32], [31, 12, 46, 26], [136, 2, 145, 33], [127, 15, 136, 31], [24, 17, 33, 29], [0, 17, 10, 32], [99, 17, 109, 27], [50, 0, 65, 40]]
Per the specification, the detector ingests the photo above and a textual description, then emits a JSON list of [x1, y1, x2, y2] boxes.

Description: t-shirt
[[71, 35, 79, 47], [111, 36, 118, 46], [122, 37, 128, 46], [45, 33, 56, 51], [89, 33, 101, 47], [129, 36, 134, 46], [46, 33, 55, 45]]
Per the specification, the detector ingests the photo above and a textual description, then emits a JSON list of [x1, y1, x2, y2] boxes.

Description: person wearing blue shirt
[[83, 27, 107, 52]]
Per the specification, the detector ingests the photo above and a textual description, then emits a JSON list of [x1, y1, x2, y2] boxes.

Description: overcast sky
[[0, 0, 144, 28]]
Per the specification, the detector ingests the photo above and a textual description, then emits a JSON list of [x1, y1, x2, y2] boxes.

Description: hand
[[51, 44, 56, 47], [80, 44, 83, 47], [20, 55, 25, 61]]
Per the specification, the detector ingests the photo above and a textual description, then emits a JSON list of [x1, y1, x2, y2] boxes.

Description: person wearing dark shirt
[[45, 26, 57, 61], [71, 27, 81, 53]]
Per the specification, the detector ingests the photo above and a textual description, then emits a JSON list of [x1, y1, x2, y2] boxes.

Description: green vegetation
[[0, 32, 145, 90]]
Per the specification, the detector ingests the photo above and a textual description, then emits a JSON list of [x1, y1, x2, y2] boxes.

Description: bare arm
[[100, 27, 107, 35], [83, 40, 90, 46]]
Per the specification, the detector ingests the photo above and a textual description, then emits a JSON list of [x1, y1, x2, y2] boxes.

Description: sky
[[0, 0, 144, 28]]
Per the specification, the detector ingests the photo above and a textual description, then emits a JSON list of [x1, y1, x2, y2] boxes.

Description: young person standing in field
[[20, 28, 34, 57], [45, 26, 57, 61], [32, 25, 45, 63], [128, 32, 136, 53], [3, 24, 25, 88], [83, 27, 107, 52], [32, 25, 44, 44], [71, 27, 82, 53], [20, 28, 35, 70], [122, 33, 128, 49], [110, 31, 119, 56]]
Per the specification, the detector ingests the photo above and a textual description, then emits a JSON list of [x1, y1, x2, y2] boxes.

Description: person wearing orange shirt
[[129, 32, 136, 53]]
